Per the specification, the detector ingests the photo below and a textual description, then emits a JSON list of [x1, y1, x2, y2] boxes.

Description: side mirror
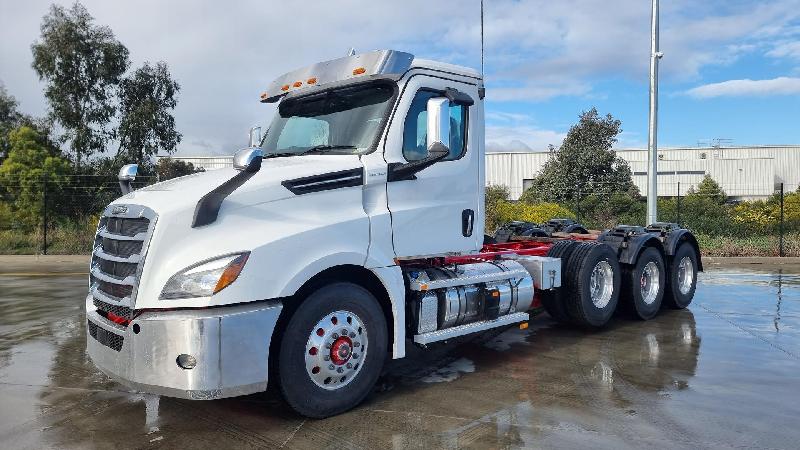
[[426, 97, 450, 157], [118, 164, 138, 195], [233, 147, 264, 173], [249, 126, 262, 148], [386, 97, 451, 182]]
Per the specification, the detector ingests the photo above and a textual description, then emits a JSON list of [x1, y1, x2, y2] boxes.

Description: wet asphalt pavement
[[1, 264, 799, 449]]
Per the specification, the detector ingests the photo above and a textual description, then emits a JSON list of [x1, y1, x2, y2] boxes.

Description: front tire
[[277, 282, 387, 418]]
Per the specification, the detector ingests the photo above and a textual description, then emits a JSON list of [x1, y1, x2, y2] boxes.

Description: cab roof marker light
[[262, 50, 414, 103], [260, 92, 268, 100], [293, 81, 302, 88]]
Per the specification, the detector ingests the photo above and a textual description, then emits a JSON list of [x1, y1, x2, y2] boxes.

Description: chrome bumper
[[85, 295, 282, 400]]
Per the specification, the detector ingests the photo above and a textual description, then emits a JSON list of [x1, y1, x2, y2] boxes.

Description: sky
[[1, 0, 799, 156]]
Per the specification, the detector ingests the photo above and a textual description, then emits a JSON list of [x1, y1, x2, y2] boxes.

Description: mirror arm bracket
[[386, 143, 449, 182]]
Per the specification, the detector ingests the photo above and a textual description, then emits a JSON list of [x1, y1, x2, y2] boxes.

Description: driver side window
[[402, 90, 467, 162]]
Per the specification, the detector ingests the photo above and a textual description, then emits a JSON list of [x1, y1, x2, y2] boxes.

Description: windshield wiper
[[301, 144, 357, 154], [263, 145, 357, 159]]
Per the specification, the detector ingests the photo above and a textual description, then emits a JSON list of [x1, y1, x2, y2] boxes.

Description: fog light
[[176, 354, 197, 370]]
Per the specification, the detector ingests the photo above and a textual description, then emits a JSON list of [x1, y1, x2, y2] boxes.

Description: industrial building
[[163, 145, 800, 201], [486, 145, 800, 200]]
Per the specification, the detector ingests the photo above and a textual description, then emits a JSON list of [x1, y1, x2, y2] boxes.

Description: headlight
[[160, 252, 250, 299]]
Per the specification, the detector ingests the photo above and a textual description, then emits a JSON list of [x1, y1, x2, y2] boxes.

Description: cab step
[[412, 312, 529, 345]]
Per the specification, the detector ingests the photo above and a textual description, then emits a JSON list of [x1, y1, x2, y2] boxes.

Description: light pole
[[647, 0, 663, 225]]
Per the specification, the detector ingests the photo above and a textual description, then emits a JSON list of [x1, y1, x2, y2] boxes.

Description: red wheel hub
[[330, 336, 353, 365]]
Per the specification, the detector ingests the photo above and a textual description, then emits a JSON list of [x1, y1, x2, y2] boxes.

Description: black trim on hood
[[192, 168, 259, 228], [282, 168, 363, 195]]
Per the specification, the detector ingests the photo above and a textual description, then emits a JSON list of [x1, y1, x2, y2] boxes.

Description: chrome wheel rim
[[677, 256, 694, 295], [640, 261, 660, 305], [590, 260, 614, 308], [305, 310, 367, 390]]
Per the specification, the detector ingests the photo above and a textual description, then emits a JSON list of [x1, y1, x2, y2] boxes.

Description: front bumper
[[86, 295, 282, 400]]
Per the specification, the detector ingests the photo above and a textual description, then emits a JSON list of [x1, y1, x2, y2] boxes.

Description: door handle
[[462, 209, 474, 237]]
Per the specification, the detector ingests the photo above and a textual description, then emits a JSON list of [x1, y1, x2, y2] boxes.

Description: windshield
[[262, 82, 395, 156]]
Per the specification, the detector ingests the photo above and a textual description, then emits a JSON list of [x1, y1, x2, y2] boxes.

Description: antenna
[[479, 0, 486, 99], [480, 0, 484, 77], [347, 48, 356, 56]]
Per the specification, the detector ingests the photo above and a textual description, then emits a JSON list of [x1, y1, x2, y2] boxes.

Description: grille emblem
[[111, 205, 128, 215]]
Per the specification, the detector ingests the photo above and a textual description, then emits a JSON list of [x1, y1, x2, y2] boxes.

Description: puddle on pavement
[[0, 269, 798, 449]]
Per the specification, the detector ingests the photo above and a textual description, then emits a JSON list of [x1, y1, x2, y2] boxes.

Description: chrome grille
[[96, 279, 133, 299], [98, 259, 138, 279], [89, 204, 157, 324], [105, 217, 149, 236], [101, 238, 143, 258]]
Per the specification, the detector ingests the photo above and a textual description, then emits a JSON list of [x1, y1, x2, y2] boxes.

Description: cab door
[[384, 75, 483, 258]]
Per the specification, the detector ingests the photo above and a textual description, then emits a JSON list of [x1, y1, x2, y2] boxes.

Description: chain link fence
[[1, 174, 799, 256], [489, 181, 800, 257]]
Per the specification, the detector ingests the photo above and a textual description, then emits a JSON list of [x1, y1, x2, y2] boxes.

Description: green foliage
[[0, 126, 71, 229], [494, 201, 575, 225], [687, 175, 727, 204], [484, 184, 510, 232], [575, 192, 646, 229], [523, 108, 638, 203], [31, 2, 130, 166], [156, 157, 202, 181], [118, 62, 182, 164], [0, 83, 22, 161]]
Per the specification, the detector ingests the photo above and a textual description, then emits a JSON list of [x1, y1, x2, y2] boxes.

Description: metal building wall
[[487, 146, 800, 200], [158, 156, 234, 171]]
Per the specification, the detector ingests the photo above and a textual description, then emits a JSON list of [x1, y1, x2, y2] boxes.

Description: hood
[[114, 154, 364, 216]]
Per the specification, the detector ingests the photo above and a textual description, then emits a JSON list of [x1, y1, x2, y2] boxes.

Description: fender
[[598, 228, 664, 265]]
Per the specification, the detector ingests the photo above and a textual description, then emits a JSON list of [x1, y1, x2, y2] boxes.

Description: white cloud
[[686, 77, 800, 98], [2, 1, 800, 156], [767, 41, 800, 60], [485, 112, 565, 152]]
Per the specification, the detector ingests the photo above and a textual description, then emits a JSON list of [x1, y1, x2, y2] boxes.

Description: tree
[[484, 184, 511, 232], [523, 108, 637, 203], [31, 2, 129, 168], [1, 83, 23, 161], [687, 175, 727, 204], [0, 126, 71, 229], [156, 157, 201, 181], [117, 62, 181, 165]]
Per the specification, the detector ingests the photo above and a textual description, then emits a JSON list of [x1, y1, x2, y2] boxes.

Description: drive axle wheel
[[564, 242, 621, 328], [278, 282, 387, 418], [664, 242, 699, 309], [621, 247, 665, 320]]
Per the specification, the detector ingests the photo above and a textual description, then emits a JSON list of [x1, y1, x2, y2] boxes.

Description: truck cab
[[86, 50, 700, 418]]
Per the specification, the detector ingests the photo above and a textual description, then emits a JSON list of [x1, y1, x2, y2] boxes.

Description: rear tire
[[277, 282, 387, 418], [664, 242, 698, 309], [564, 242, 621, 328], [621, 247, 665, 320], [541, 240, 578, 323]]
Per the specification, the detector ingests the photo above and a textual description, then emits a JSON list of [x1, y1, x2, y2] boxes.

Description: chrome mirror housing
[[118, 164, 138, 195], [426, 97, 450, 157], [233, 147, 264, 173], [248, 126, 262, 148]]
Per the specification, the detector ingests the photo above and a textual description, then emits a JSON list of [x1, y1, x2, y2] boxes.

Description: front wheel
[[277, 282, 387, 418]]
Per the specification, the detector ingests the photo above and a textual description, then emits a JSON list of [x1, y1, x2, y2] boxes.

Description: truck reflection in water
[[382, 309, 700, 449]]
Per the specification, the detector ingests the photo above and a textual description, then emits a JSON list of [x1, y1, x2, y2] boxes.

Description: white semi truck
[[86, 50, 701, 418]]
